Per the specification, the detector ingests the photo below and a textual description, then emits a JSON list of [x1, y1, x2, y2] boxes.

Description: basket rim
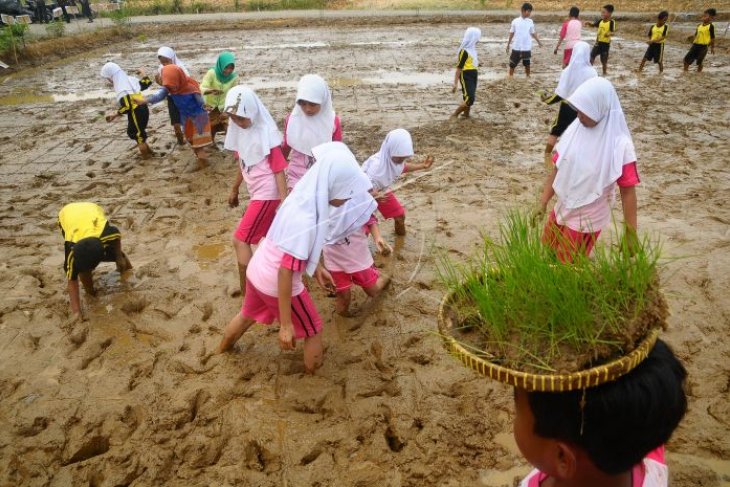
[[437, 288, 661, 392]]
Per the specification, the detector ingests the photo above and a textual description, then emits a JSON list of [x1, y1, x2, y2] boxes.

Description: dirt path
[[0, 19, 728, 487]]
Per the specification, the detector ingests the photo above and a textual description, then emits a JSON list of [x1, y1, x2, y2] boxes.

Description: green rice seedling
[[437, 210, 663, 374]]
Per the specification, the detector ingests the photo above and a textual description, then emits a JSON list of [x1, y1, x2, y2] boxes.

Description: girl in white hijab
[[282, 74, 341, 191], [361, 128, 434, 236], [156, 46, 189, 144], [100, 62, 154, 158], [540, 41, 598, 168], [224, 86, 287, 296], [537, 77, 640, 263], [217, 142, 374, 374], [452, 27, 481, 119]]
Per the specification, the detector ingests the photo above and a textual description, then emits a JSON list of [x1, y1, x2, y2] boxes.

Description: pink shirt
[[282, 114, 343, 189], [240, 146, 287, 201], [323, 217, 376, 273], [560, 19, 583, 49], [520, 447, 668, 487], [246, 237, 306, 298], [553, 152, 640, 233]]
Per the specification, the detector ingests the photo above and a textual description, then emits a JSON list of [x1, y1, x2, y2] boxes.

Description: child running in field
[[282, 74, 342, 191], [553, 6, 582, 68], [540, 41, 597, 169], [217, 142, 374, 373], [101, 62, 154, 159], [537, 77, 639, 263], [139, 64, 213, 169], [683, 8, 716, 72], [638, 11, 669, 74], [586, 4, 616, 75], [224, 86, 287, 296], [506, 3, 543, 77], [156, 46, 189, 145], [323, 199, 392, 316], [515, 339, 687, 487], [361, 129, 434, 236], [452, 27, 481, 119], [200, 51, 238, 141]]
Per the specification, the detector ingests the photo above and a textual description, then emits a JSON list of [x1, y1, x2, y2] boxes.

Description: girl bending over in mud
[[217, 142, 374, 374]]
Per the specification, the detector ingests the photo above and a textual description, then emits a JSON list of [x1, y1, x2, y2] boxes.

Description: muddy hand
[[278, 324, 296, 351], [315, 266, 336, 294], [228, 191, 239, 208], [422, 155, 434, 169], [377, 238, 393, 256]]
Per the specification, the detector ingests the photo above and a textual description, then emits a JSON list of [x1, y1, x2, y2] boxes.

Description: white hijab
[[157, 46, 189, 76], [458, 27, 481, 67], [555, 41, 598, 100], [267, 142, 373, 276], [361, 128, 414, 191], [223, 85, 283, 168], [286, 74, 336, 157], [100, 62, 141, 101], [553, 78, 637, 210]]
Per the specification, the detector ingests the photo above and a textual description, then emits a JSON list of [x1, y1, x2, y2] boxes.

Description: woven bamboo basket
[[437, 290, 661, 392]]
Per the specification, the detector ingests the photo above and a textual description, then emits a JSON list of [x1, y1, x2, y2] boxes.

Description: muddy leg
[[451, 102, 467, 119], [173, 124, 185, 145], [217, 312, 255, 353], [363, 274, 391, 298], [233, 238, 252, 296], [335, 289, 351, 316], [194, 147, 209, 169], [303, 334, 324, 374], [394, 216, 406, 236]]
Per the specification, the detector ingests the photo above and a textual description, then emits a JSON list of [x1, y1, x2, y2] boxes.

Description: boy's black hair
[[658, 10, 669, 20], [569, 6, 580, 17], [521, 2, 533, 12], [73, 237, 105, 274], [527, 339, 687, 475], [603, 4, 615, 13], [705, 8, 716, 16]]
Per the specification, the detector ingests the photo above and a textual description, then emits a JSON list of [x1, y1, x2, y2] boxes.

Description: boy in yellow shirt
[[639, 11, 669, 73], [683, 8, 716, 72], [58, 202, 132, 320], [585, 4, 616, 75]]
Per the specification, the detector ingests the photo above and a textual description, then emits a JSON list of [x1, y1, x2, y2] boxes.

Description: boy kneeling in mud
[[59, 202, 132, 321]]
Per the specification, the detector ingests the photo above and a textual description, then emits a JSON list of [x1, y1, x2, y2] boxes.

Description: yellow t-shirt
[[59, 202, 108, 243], [693, 23, 715, 46], [595, 19, 616, 44], [649, 24, 668, 44], [457, 49, 477, 71]]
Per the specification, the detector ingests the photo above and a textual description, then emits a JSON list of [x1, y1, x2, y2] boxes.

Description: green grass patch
[[437, 210, 666, 374]]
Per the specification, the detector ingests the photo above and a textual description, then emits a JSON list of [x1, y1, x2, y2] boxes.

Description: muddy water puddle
[[0, 89, 113, 106]]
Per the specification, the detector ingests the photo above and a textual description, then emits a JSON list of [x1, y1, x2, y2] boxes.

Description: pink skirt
[[233, 199, 280, 245], [330, 266, 380, 292], [242, 279, 322, 339], [377, 191, 405, 219], [542, 210, 601, 263]]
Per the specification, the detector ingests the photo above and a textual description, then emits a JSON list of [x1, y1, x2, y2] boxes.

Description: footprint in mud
[[121, 296, 147, 315], [22, 334, 40, 352], [79, 338, 113, 370]]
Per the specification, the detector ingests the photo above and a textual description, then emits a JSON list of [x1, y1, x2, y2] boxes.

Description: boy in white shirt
[[506, 2, 543, 77]]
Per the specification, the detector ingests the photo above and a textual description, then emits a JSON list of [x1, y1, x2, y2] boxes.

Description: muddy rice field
[[0, 16, 729, 487]]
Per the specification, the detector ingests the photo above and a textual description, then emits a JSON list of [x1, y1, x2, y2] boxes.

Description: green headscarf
[[214, 51, 236, 83]]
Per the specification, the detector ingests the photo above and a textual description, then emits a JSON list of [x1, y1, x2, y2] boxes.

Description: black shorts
[[509, 50, 531, 68], [62, 223, 120, 280], [591, 42, 611, 64], [167, 96, 181, 125], [549, 102, 578, 137], [684, 43, 709, 66], [644, 43, 665, 63], [460, 69, 477, 106], [126, 105, 149, 143]]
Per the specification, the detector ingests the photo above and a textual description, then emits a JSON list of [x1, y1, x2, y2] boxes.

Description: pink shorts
[[242, 279, 322, 339], [542, 210, 601, 263], [233, 199, 280, 245], [563, 48, 573, 66], [330, 266, 380, 292], [377, 191, 405, 219]]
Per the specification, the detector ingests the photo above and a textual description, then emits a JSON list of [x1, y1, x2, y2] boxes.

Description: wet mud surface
[[0, 20, 729, 486]]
